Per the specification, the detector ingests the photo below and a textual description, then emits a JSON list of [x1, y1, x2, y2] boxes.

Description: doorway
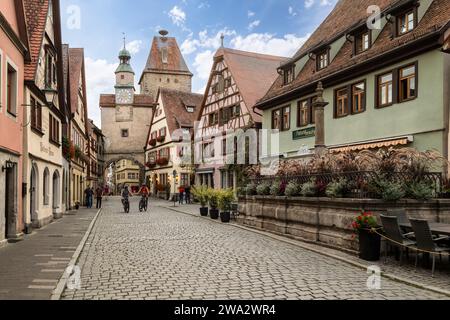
[[30, 165, 38, 225], [4, 164, 17, 239]]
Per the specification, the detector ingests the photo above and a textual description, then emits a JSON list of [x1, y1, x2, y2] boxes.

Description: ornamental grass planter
[[200, 207, 208, 216], [209, 208, 219, 220], [220, 211, 231, 223], [358, 228, 381, 261]]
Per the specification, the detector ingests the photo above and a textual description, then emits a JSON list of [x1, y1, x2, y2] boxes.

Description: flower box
[[157, 136, 166, 143], [146, 162, 156, 169], [149, 139, 157, 147]]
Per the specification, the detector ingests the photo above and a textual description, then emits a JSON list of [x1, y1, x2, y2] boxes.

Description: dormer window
[[186, 106, 195, 113], [282, 65, 295, 85], [397, 9, 416, 36], [355, 31, 371, 55], [316, 49, 329, 71]]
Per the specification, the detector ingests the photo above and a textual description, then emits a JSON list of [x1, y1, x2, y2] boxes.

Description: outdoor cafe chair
[[409, 219, 450, 277], [380, 215, 416, 264]]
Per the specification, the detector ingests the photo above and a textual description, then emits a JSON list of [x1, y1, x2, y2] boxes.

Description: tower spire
[[123, 32, 126, 49], [220, 33, 224, 47]]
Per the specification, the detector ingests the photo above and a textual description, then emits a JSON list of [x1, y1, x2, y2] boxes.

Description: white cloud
[[168, 6, 186, 27], [180, 28, 237, 55], [305, 0, 315, 8], [248, 20, 260, 31], [288, 6, 297, 16], [230, 33, 310, 57], [305, 0, 334, 8], [193, 50, 215, 80], [248, 10, 255, 18], [198, 2, 210, 9], [84, 57, 118, 128], [125, 40, 143, 55]]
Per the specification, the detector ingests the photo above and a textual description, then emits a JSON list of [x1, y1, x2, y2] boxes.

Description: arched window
[[43, 168, 50, 205]]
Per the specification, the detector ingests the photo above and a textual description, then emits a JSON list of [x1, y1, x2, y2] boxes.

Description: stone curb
[[50, 208, 103, 300], [162, 205, 450, 298]]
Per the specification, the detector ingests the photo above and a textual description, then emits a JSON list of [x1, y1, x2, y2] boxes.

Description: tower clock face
[[116, 88, 133, 104]]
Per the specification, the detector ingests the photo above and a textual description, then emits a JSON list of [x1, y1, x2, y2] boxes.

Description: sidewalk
[[0, 208, 99, 300], [158, 201, 450, 296]]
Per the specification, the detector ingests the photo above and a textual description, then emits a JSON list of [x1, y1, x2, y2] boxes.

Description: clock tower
[[115, 43, 135, 105]]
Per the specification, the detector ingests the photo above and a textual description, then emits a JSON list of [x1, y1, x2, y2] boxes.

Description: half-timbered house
[[195, 48, 286, 189]]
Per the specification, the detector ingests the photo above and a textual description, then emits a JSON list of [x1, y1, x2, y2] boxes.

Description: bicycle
[[139, 196, 148, 212]]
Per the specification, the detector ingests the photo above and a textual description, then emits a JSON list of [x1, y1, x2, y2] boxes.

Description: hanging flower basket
[[149, 139, 157, 147], [157, 136, 166, 143]]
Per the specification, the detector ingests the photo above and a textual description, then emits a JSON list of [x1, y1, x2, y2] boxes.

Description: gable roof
[[159, 88, 203, 133], [257, 0, 450, 109], [146, 88, 203, 148], [23, 0, 50, 81], [201, 47, 287, 123], [140, 36, 192, 83], [68, 48, 86, 114]]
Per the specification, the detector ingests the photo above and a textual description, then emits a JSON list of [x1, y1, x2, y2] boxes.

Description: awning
[[195, 168, 215, 174], [330, 137, 410, 153]]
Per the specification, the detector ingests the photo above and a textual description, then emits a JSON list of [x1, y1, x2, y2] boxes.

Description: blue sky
[[60, 0, 337, 127]]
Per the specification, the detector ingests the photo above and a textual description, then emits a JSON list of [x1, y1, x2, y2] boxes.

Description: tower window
[[121, 129, 129, 138], [121, 75, 125, 79], [161, 47, 168, 64]]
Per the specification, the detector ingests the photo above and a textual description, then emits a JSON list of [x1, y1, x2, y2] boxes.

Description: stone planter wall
[[238, 196, 450, 253]]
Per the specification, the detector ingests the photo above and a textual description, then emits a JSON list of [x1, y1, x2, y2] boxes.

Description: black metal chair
[[387, 209, 409, 224], [409, 219, 450, 277], [380, 215, 416, 264], [230, 203, 239, 221]]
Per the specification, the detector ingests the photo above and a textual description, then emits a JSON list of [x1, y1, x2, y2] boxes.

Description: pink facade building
[[0, 0, 29, 245]]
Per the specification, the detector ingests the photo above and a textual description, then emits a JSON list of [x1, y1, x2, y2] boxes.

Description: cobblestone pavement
[[61, 197, 449, 300], [161, 202, 450, 293], [0, 208, 98, 300]]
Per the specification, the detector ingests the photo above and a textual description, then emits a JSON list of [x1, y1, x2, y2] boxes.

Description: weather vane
[[122, 32, 126, 49]]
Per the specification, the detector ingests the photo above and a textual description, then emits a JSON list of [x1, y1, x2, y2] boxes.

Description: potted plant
[[351, 211, 381, 261], [218, 189, 235, 223], [208, 188, 219, 220], [192, 185, 209, 216]]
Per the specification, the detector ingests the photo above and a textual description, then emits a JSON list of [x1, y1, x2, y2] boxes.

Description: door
[[4, 172, 9, 239], [30, 166, 37, 225]]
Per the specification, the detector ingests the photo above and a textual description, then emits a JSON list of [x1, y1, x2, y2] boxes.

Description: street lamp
[[2, 159, 15, 172]]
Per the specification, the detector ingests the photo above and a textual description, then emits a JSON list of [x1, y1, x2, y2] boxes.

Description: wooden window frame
[[396, 8, 417, 37], [351, 81, 366, 114], [334, 87, 349, 118], [272, 109, 281, 130], [316, 49, 330, 71], [354, 30, 371, 55], [283, 65, 295, 85], [399, 63, 418, 103], [282, 106, 291, 131], [6, 63, 17, 116], [297, 99, 310, 128], [375, 71, 394, 108]]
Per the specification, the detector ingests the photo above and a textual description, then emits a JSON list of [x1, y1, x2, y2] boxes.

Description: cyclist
[[121, 185, 131, 212], [138, 184, 150, 211]]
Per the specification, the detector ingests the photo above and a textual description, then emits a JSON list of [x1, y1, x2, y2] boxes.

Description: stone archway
[[103, 155, 147, 194]]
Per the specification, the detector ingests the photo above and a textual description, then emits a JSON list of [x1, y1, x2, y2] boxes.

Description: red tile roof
[[158, 88, 203, 135], [140, 36, 192, 80], [68, 48, 84, 114], [213, 48, 287, 122], [23, 0, 50, 81], [258, 0, 450, 107]]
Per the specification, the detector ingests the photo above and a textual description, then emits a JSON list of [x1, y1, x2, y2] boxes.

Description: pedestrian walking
[[95, 186, 104, 209], [84, 186, 94, 208], [185, 185, 191, 204], [179, 186, 185, 205]]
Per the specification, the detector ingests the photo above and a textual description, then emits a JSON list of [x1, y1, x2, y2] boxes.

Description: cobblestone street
[[60, 197, 448, 300]]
